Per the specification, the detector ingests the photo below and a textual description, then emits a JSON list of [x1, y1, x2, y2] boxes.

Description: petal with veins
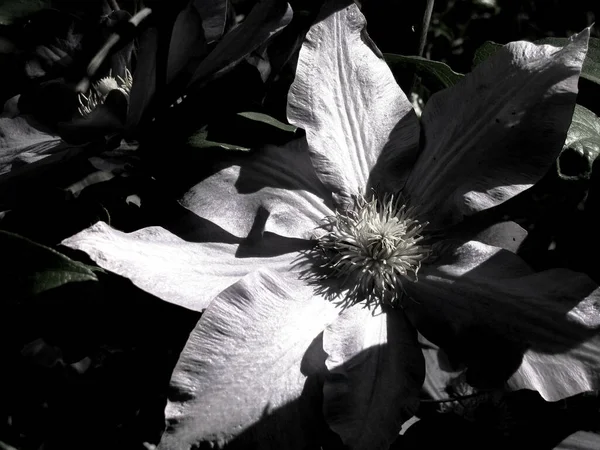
[[404, 240, 600, 401], [62, 222, 302, 311], [323, 305, 424, 450], [158, 269, 340, 450], [288, 1, 418, 207], [404, 30, 589, 228], [180, 137, 333, 240]]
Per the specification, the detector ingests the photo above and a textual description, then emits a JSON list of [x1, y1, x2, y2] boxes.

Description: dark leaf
[[0, 230, 99, 301], [384, 53, 464, 91], [186, 0, 293, 91]]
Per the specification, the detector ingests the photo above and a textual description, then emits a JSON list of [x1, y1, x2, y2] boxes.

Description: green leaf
[[557, 104, 600, 180], [237, 112, 297, 133], [0, 230, 99, 299], [384, 53, 464, 90], [536, 36, 600, 86], [472, 41, 503, 68], [188, 129, 251, 151], [188, 111, 297, 151]]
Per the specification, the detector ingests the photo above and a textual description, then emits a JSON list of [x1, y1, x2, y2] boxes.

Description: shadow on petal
[[404, 240, 600, 399], [322, 305, 424, 450], [174, 138, 333, 240], [367, 109, 421, 196], [157, 199, 241, 245], [160, 201, 314, 258], [235, 138, 330, 199], [159, 333, 421, 450], [403, 30, 589, 229]]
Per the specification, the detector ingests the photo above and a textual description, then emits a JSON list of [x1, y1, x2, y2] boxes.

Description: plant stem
[[417, 0, 435, 57]]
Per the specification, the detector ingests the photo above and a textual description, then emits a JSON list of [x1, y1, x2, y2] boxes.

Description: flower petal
[[509, 340, 600, 400], [287, 1, 418, 207], [404, 30, 589, 228], [0, 116, 62, 175], [180, 138, 333, 240], [322, 305, 424, 450], [472, 220, 528, 254], [404, 240, 600, 401], [418, 333, 463, 401], [158, 269, 340, 449], [61, 221, 301, 311]]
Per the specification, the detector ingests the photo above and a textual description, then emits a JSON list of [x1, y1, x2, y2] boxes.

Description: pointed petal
[[158, 270, 340, 450], [180, 138, 333, 240], [288, 2, 418, 207], [404, 240, 600, 401], [404, 30, 589, 228], [61, 222, 300, 312], [323, 305, 424, 450]]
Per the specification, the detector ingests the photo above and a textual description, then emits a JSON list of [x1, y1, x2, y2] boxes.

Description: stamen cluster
[[313, 194, 429, 308], [78, 69, 133, 116]]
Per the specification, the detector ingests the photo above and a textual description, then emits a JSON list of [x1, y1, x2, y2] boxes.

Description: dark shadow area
[[401, 390, 600, 450], [0, 271, 200, 450]]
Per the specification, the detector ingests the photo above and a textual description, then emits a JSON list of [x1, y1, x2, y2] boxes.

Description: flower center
[[313, 194, 429, 308], [78, 69, 133, 116]]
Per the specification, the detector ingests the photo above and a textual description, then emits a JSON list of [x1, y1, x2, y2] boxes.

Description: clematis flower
[[62, 1, 600, 449]]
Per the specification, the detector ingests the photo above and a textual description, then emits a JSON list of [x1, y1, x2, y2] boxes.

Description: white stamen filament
[[78, 69, 133, 116], [312, 194, 429, 308]]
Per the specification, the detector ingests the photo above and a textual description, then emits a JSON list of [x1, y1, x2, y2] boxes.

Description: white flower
[[63, 3, 600, 449]]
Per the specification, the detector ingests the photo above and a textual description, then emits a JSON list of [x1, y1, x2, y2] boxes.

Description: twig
[[410, 0, 436, 94], [76, 7, 153, 93], [417, 0, 435, 57]]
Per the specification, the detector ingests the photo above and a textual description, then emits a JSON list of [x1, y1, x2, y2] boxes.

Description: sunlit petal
[[288, 1, 418, 207], [62, 222, 302, 311], [158, 269, 340, 449]]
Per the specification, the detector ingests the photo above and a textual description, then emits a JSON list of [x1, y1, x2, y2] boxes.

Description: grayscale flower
[[63, 2, 600, 449]]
